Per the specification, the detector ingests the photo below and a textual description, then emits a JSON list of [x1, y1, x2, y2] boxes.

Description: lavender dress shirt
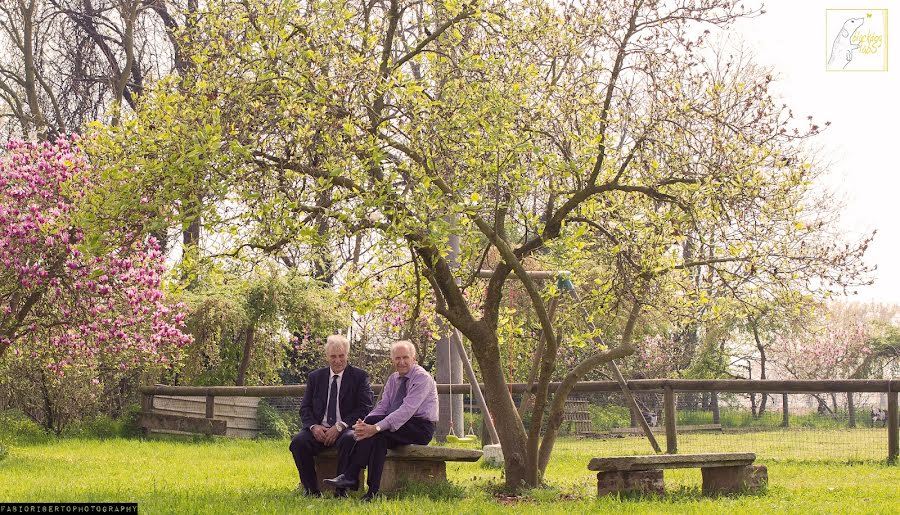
[[368, 364, 439, 432]]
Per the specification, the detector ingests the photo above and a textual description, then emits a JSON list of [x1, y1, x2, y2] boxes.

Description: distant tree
[[178, 270, 349, 386], [773, 302, 900, 381]]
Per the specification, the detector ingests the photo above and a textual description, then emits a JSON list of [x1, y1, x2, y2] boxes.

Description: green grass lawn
[[1, 432, 898, 514]]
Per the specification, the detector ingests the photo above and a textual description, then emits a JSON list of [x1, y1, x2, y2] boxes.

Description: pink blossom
[[0, 138, 191, 375]]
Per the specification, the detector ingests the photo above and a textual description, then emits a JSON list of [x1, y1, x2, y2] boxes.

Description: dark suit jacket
[[300, 365, 374, 430]]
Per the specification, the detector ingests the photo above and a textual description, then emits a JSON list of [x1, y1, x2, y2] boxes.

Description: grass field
[[1, 431, 898, 514]]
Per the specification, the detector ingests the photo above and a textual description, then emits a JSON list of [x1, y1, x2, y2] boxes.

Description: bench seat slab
[[589, 452, 756, 472]]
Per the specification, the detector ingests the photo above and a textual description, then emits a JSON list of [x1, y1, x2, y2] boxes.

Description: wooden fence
[[139, 379, 899, 461], [143, 395, 259, 438]]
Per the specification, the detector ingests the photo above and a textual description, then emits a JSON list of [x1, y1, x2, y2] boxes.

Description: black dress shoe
[[360, 491, 379, 502], [323, 474, 359, 490], [294, 483, 321, 497]]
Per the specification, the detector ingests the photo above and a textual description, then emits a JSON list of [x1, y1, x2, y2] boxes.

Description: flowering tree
[[771, 302, 900, 381], [0, 138, 190, 374]]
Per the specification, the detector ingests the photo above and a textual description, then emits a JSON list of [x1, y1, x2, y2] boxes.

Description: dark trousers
[[343, 414, 435, 494], [289, 427, 356, 493]]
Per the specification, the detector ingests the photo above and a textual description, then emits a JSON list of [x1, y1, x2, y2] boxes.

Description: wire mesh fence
[[138, 380, 899, 465], [543, 390, 891, 462], [449, 383, 897, 465]]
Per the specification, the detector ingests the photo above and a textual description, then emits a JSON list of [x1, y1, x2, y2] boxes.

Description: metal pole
[[437, 230, 464, 441], [452, 329, 500, 445], [436, 321, 463, 441]]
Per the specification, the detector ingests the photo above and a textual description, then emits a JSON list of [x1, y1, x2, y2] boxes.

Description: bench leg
[[597, 469, 664, 496], [379, 459, 447, 492], [701, 465, 767, 495]]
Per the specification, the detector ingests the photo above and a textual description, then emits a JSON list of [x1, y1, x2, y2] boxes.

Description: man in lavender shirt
[[324, 340, 438, 501]]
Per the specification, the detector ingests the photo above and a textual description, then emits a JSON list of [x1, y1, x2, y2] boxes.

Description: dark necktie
[[387, 376, 408, 414], [326, 374, 338, 426]]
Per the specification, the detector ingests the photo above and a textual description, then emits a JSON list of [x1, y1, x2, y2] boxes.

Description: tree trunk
[[537, 344, 635, 474], [518, 297, 559, 419], [236, 325, 255, 386], [751, 321, 768, 417], [181, 215, 201, 288], [466, 331, 529, 489], [38, 367, 57, 433], [110, 1, 138, 126]]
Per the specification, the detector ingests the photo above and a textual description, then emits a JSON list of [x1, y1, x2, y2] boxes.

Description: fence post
[[206, 394, 215, 419], [141, 393, 153, 413], [889, 391, 898, 464], [665, 386, 677, 454], [140, 393, 153, 436], [848, 392, 856, 428], [781, 393, 789, 428], [711, 391, 720, 425]]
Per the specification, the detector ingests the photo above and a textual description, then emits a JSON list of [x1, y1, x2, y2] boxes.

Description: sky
[[733, 3, 898, 303]]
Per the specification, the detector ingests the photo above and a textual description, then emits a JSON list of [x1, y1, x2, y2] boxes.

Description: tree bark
[[750, 320, 768, 416], [236, 325, 255, 386], [466, 329, 529, 488], [518, 297, 559, 419], [537, 344, 636, 473], [19, 0, 47, 139]]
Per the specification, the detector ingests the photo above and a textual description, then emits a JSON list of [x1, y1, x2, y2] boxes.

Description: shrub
[[257, 401, 290, 439], [119, 403, 146, 438], [588, 405, 631, 431], [280, 410, 301, 435], [0, 410, 49, 445], [65, 415, 125, 439]]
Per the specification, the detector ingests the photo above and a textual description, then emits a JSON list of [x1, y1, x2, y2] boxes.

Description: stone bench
[[588, 452, 767, 496], [314, 444, 483, 492]]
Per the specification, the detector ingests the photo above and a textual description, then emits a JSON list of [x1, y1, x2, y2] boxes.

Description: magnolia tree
[[92, 0, 871, 488], [0, 138, 190, 376]]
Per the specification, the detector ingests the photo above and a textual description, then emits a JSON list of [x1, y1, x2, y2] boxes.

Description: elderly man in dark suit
[[324, 340, 438, 501], [289, 334, 374, 497]]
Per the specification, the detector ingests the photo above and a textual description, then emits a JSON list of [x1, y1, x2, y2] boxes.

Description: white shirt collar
[[329, 368, 346, 379]]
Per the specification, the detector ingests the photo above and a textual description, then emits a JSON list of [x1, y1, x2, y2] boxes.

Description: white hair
[[391, 340, 416, 358], [325, 334, 350, 354]]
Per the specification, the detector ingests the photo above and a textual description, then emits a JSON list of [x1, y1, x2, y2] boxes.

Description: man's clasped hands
[[311, 419, 378, 445]]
